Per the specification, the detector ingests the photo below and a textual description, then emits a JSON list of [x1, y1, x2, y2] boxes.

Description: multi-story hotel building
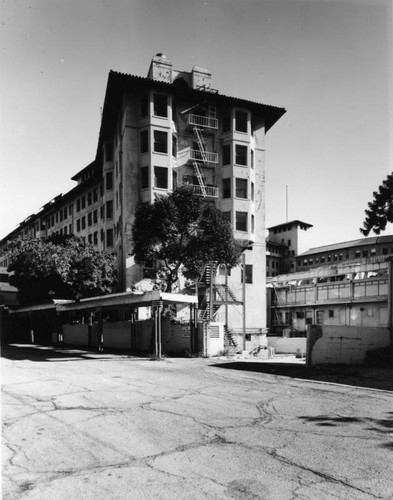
[[0, 54, 286, 330]]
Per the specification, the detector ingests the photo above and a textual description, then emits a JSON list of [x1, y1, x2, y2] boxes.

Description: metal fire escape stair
[[223, 325, 239, 354], [189, 106, 217, 197], [193, 127, 208, 163], [193, 161, 207, 197]]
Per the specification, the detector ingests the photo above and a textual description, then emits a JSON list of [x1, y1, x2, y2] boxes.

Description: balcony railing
[[190, 149, 218, 164], [187, 184, 219, 198], [188, 114, 218, 130]]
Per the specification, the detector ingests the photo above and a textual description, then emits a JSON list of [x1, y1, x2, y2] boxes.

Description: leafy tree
[[360, 173, 393, 236], [132, 186, 242, 291], [7, 235, 117, 305]]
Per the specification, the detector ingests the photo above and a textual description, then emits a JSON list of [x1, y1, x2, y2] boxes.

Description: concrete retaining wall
[[307, 325, 390, 365], [268, 336, 307, 355]]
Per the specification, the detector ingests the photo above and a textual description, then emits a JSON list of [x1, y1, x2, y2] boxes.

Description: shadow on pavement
[[212, 361, 393, 392], [1, 344, 150, 362], [298, 413, 393, 450]]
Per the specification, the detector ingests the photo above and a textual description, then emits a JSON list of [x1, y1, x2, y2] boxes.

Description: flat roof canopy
[[10, 290, 198, 315]]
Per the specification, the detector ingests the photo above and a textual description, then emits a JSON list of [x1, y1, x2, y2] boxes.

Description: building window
[[370, 248, 377, 256], [235, 178, 248, 199], [329, 310, 334, 318], [222, 211, 231, 223], [251, 150, 254, 169], [88, 191, 92, 206], [81, 216, 86, 230], [100, 205, 104, 219], [88, 234, 93, 244], [106, 171, 113, 190], [362, 250, 368, 257], [321, 256, 325, 263], [222, 111, 231, 132], [154, 167, 168, 189], [235, 145, 247, 166], [288, 239, 291, 247], [140, 130, 149, 153], [93, 210, 98, 224], [222, 144, 231, 165], [106, 200, 113, 219], [88, 213, 92, 227], [63, 207, 67, 220], [235, 110, 248, 133], [140, 94, 149, 117], [251, 182, 254, 201], [141, 167, 149, 189], [93, 231, 98, 245], [93, 189, 98, 203], [241, 264, 253, 284], [76, 219, 81, 232], [172, 135, 177, 157], [153, 94, 168, 117], [251, 214, 255, 233], [106, 228, 113, 248], [153, 131, 168, 154], [316, 310, 324, 324], [222, 178, 231, 198], [235, 211, 248, 232]]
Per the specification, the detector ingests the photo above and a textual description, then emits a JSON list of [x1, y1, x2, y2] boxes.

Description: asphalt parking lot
[[2, 344, 393, 499]]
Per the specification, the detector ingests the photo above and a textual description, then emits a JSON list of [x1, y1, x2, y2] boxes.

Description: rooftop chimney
[[147, 53, 173, 83]]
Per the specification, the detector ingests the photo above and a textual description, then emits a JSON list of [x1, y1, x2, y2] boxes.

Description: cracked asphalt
[[2, 345, 393, 500]]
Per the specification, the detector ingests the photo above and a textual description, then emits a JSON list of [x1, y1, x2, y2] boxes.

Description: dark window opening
[[154, 131, 168, 153], [153, 94, 168, 117], [235, 145, 247, 166], [235, 178, 248, 199], [222, 178, 231, 198], [154, 167, 168, 189], [140, 130, 149, 153], [235, 111, 248, 132], [236, 211, 248, 232]]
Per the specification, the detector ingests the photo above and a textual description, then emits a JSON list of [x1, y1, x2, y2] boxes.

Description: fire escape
[[187, 106, 219, 198]]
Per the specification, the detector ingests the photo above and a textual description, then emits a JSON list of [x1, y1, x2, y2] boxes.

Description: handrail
[[190, 149, 218, 164], [188, 114, 218, 130]]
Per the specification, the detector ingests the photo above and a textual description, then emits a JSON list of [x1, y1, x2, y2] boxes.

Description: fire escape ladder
[[193, 161, 207, 197], [193, 127, 208, 163]]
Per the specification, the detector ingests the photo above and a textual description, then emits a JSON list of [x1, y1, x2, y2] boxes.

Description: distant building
[[266, 223, 393, 335], [266, 220, 313, 276], [0, 54, 286, 330]]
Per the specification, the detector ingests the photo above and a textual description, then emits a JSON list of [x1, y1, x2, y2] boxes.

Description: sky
[[1, 0, 392, 250]]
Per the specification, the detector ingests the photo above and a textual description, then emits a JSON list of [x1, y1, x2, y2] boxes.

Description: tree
[[7, 235, 117, 305], [132, 186, 242, 291], [360, 173, 393, 236]]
